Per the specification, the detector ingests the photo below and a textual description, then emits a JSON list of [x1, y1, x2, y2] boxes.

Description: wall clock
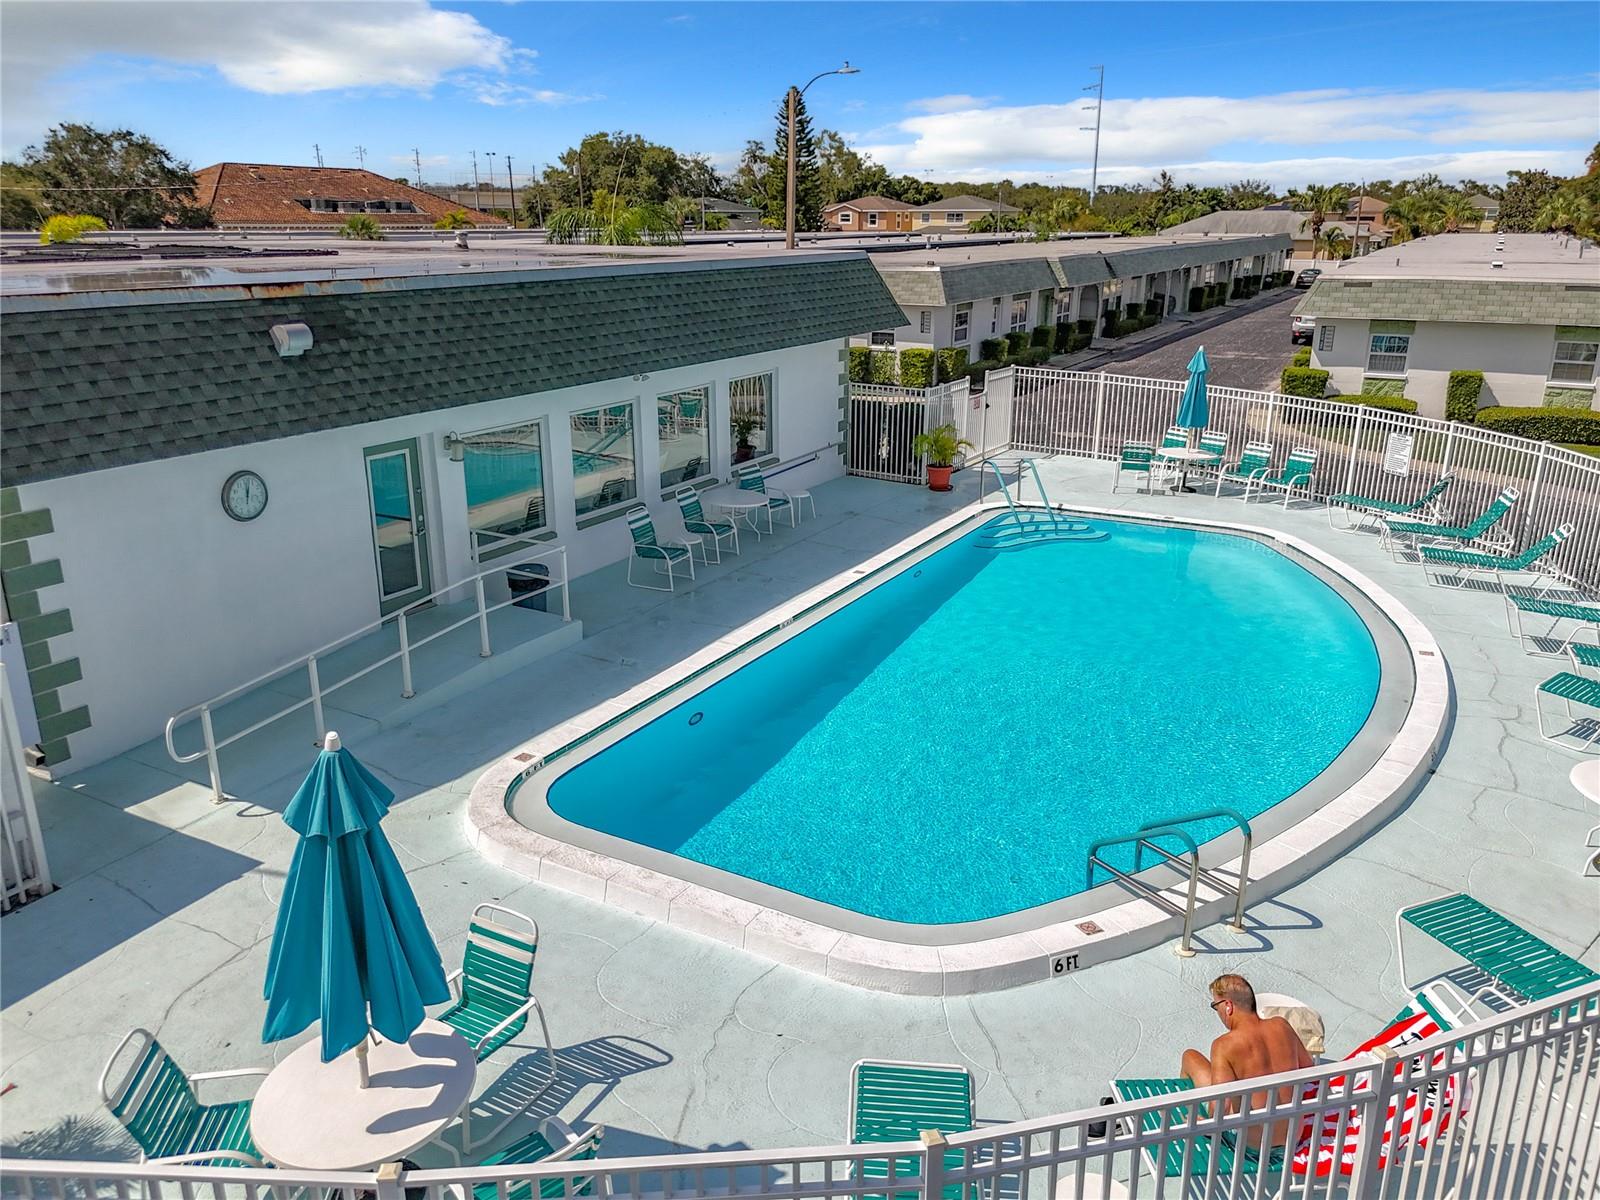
[[221, 470, 268, 521]]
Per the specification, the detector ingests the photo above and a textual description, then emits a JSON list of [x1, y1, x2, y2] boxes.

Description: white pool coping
[[466, 501, 1451, 995]]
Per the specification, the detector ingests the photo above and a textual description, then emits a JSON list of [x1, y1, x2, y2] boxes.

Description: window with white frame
[[867, 211, 879, 227], [870, 331, 895, 346], [954, 304, 971, 344], [990, 297, 1001, 334], [1367, 333, 1410, 375], [1318, 325, 1335, 352], [1551, 337, 1599, 384], [729, 371, 773, 462], [1038, 291, 1054, 325], [838, 211, 853, 224], [946, 212, 964, 224], [571, 402, 638, 516], [1009, 294, 1029, 332], [462, 420, 547, 546], [658, 386, 712, 490], [919, 310, 932, 335]]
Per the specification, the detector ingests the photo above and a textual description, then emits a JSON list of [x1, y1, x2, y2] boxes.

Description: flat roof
[[1308, 232, 1600, 285]]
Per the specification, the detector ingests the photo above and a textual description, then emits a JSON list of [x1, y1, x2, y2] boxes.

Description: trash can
[[506, 561, 550, 612]]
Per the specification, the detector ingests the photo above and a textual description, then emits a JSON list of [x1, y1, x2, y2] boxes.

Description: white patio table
[[1154, 445, 1218, 493], [250, 1018, 475, 1170], [702, 486, 771, 537]]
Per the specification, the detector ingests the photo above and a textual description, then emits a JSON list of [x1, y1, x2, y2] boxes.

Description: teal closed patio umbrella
[[263, 732, 449, 1085], [1176, 345, 1210, 443]]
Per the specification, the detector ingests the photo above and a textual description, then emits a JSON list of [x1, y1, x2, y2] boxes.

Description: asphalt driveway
[[1091, 290, 1301, 390]]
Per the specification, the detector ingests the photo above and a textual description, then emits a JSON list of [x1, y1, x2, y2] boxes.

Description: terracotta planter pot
[[927, 464, 954, 492]]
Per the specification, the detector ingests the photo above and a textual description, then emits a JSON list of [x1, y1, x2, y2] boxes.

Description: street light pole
[[785, 61, 859, 250]]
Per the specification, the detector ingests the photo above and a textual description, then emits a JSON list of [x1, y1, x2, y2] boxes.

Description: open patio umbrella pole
[[262, 731, 450, 1088], [1173, 345, 1211, 491]]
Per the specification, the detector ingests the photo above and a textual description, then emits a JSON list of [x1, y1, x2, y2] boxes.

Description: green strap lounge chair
[[1381, 486, 1518, 558], [1243, 446, 1318, 507], [470, 1119, 604, 1200], [733, 461, 796, 532], [1196, 429, 1228, 466], [1114, 441, 1158, 493], [1422, 522, 1574, 589], [1569, 643, 1600, 675], [1396, 892, 1600, 1014], [1506, 592, 1600, 655], [1535, 671, 1600, 752], [99, 1029, 267, 1166], [1160, 426, 1189, 451], [675, 486, 739, 563], [1213, 441, 1274, 499], [1328, 474, 1454, 532], [625, 506, 695, 592], [442, 903, 559, 1150], [850, 1059, 979, 1200]]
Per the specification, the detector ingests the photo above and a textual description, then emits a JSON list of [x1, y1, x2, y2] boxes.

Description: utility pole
[[470, 150, 480, 194], [506, 156, 517, 229], [1080, 65, 1104, 207], [485, 152, 498, 210], [354, 145, 367, 170], [313, 143, 324, 168], [412, 148, 423, 188], [785, 62, 859, 250]]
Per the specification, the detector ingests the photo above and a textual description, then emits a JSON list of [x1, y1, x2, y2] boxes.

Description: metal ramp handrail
[[1086, 808, 1254, 957], [985, 457, 1065, 534]]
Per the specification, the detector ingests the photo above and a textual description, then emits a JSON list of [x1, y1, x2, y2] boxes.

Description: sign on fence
[[1382, 432, 1415, 477]]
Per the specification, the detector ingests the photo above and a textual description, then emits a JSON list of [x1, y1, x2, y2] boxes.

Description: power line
[[353, 145, 367, 170]]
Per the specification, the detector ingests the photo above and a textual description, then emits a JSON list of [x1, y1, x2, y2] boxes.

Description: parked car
[[1291, 314, 1315, 344], [1294, 268, 1322, 289]]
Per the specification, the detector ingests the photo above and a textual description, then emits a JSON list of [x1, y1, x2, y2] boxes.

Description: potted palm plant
[[911, 423, 973, 492], [731, 413, 759, 464]]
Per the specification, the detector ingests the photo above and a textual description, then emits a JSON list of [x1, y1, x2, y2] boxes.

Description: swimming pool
[[524, 512, 1390, 928]]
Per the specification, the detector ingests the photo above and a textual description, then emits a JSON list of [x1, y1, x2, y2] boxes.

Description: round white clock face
[[222, 470, 268, 521]]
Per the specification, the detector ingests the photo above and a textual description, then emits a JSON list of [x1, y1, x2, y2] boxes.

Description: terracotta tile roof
[[822, 195, 915, 213], [193, 163, 508, 228]]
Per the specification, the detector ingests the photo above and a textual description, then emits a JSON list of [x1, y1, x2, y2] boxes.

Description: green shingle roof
[[1295, 277, 1600, 326], [2, 258, 904, 486]]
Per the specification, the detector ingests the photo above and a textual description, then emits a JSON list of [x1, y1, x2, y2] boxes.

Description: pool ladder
[[978, 458, 1106, 550], [1086, 808, 1254, 957]]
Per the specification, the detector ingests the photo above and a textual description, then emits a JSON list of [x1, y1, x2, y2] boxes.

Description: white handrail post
[[306, 654, 326, 742], [920, 1130, 947, 1200], [397, 612, 415, 699], [1092, 371, 1106, 458], [198, 706, 224, 803], [560, 548, 572, 623], [474, 576, 492, 658], [1344, 403, 1367, 497], [375, 1161, 406, 1200]]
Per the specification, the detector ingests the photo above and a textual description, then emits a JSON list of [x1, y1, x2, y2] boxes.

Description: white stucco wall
[[20, 339, 846, 773]]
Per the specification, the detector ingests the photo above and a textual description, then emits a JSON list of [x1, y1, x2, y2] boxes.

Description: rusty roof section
[[193, 163, 508, 228]]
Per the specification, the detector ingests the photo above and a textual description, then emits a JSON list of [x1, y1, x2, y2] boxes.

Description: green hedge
[[1124, 302, 1143, 321], [1018, 346, 1053, 366], [1291, 346, 1312, 367], [966, 358, 1002, 385], [1030, 324, 1054, 349], [1474, 406, 1600, 446], [1189, 285, 1208, 311], [935, 346, 969, 384], [1446, 370, 1484, 423], [1004, 330, 1030, 357], [1325, 392, 1418, 415], [899, 347, 936, 389], [848, 345, 870, 383], [979, 337, 1005, 361], [1280, 366, 1329, 398], [868, 349, 897, 385]]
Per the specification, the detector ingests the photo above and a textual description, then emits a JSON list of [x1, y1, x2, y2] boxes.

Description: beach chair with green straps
[[850, 1059, 980, 1200], [1535, 672, 1600, 752], [625, 505, 695, 592], [734, 461, 796, 531], [99, 1029, 267, 1166], [442, 903, 560, 1149], [1381, 486, 1518, 558], [1328, 473, 1453, 532], [469, 1119, 605, 1200], [1243, 446, 1319, 508], [1396, 892, 1600, 1014], [1213, 441, 1274, 499], [1422, 522, 1574, 590], [1114, 441, 1158, 494], [1506, 592, 1600, 655], [674, 486, 739, 563]]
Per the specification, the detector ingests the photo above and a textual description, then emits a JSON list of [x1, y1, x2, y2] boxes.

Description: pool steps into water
[[1087, 808, 1255, 957], [980, 457, 1110, 550]]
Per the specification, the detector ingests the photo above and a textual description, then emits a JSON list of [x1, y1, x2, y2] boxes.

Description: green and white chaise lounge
[[674, 486, 739, 563], [1327, 473, 1454, 532], [625, 505, 696, 592], [441, 903, 560, 1150], [1505, 592, 1600, 656], [1396, 892, 1600, 1017], [1380, 486, 1519, 559], [465, 1119, 605, 1200], [733, 461, 796, 532], [1213, 440, 1274, 499], [100, 1029, 268, 1166], [850, 1059, 979, 1200], [1114, 441, 1158, 494], [1243, 446, 1318, 507], [1421, 522, 1574, 590], [1536, 671, 1600, 752]]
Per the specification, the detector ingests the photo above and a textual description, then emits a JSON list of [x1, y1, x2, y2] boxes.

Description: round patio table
[[250, 1018, 475, 1170], [702, 486, 770, 537], [1154, 445, 1217, 493], [1571, 759, 1600, 805]]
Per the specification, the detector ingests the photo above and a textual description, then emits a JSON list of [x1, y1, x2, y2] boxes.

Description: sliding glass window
[[461, 421, 546, 550], [571, 402, 638, 516], [658, 386, 713, 490]]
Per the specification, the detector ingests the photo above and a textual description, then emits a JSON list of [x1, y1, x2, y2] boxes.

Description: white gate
[[846, 382, 965, 483]]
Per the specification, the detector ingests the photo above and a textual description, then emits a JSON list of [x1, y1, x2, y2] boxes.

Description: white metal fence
[[845, 381, 972, 482], [0, 657, 51, 910], [4, 981, 1596, 1200]]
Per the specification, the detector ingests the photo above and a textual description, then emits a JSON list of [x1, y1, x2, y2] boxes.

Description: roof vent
[[1491, 260, 1504, 269], [269, 322, 314, 357]]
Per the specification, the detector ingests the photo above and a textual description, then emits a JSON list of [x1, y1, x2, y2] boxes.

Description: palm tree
[[338, 215, 384, 241], [1384, 193, 1431, 243], [1436, 192, 1480, 233], [1300, 184, 1349, 260], [546, 203, 683, 245], [1537, 190, 1592, 236], [1045, 194, 1086, 231], [1317, 228, 1350, 260]]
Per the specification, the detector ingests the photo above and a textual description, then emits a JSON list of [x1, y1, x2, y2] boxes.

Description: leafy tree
[[1498, 169, 1561, 232], [761, 91, 821, 230], [20, 123, 200, 228], [702, 210, 730, 231], [1224, 179, 1275, 209], [433, 209, 475, 230], [730, 140, 769, 206], [881, 175, 942, 206], [817, 131, 873, 205], [1300, 184, 1350, 258], [338, 215, 384, 240], [544, 132, 685, 209], [38, 214, 108, 243], [680, 152, 725, 202], [966, 212, 1025, 233], [546, 202, 682, 245], [1, 162, 47, 230], [1537, 190, 1593, 236]]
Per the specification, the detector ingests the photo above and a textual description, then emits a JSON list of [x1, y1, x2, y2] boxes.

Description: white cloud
[[459, 80, 597, 107], [907, 94, 999, 114]]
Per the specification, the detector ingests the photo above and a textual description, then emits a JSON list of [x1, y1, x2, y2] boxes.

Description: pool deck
[[3, 456, 1596, 1164]]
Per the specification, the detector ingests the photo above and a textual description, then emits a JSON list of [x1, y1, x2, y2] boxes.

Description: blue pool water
[[545, 516, 1382, 924]]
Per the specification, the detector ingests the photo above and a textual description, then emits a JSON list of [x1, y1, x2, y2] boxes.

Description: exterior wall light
[[443, 432, 467, 462]]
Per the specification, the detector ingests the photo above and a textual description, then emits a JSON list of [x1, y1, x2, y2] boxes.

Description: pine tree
[[763, 91, 822, 231]]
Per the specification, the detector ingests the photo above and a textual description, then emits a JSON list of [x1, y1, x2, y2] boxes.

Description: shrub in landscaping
[[1030, 324, 1054, 349], [1124, 302, 1143, 321], [1189, 286, 1207, 311], [1019, 346, 1053, 366], [935, 346, 969, 384], [1280, 366, 1329, 398], [1291, 347, 1312, 367], [868, 349, 897, 385], [1325, 392, 1418, 415], [1446, 370, 1484, 423], [1056, 324, 1092, 353], [1004, 330, 1030, 357], [899, 347, 936, 389], [1473, 406, 1600, 446], [848, 345, 870, 383], [1053, 323, 1075, 353], [979, 337, 1005, 361], [966, 358, 1002, 386]]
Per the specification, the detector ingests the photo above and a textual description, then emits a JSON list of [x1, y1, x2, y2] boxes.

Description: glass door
[[363, 439, 433, 613]]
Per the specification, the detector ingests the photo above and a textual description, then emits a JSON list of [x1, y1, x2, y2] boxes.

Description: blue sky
[[3, 1, 1596, 191]]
